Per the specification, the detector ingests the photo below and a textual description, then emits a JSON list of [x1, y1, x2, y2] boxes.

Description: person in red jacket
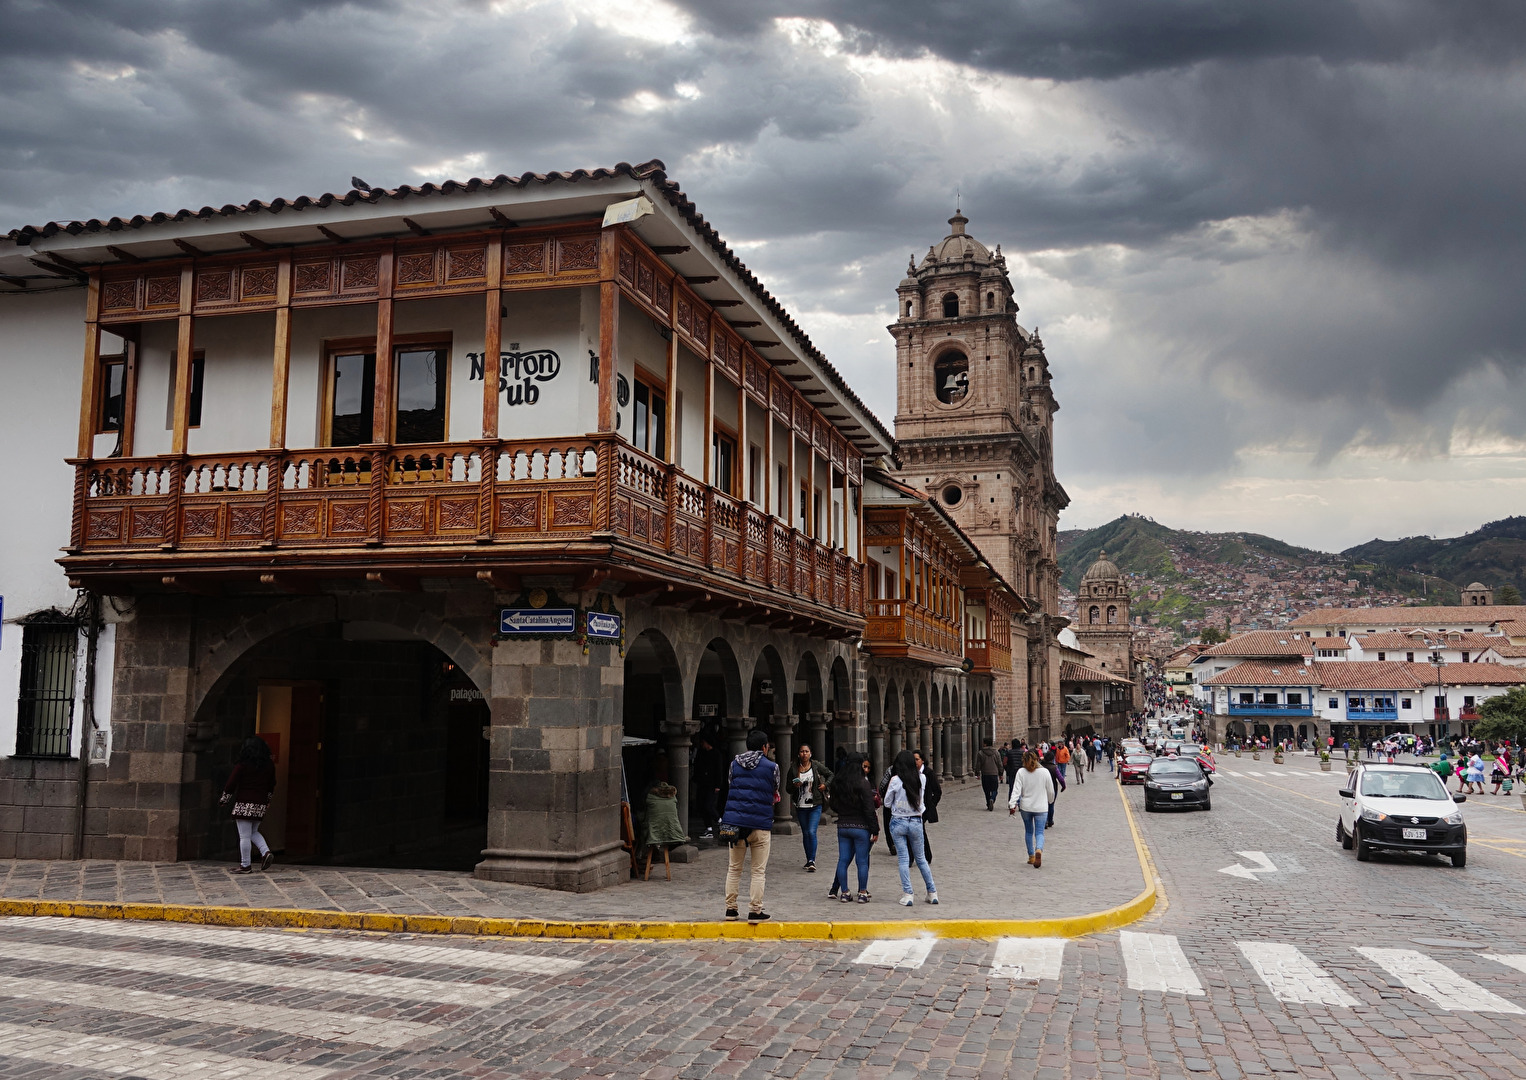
[[221, 737, 277, 874]]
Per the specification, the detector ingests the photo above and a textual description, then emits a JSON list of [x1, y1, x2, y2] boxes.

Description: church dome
[[1081, 551, 1123, 582], [1467, 581, 1488, 590], [923, 211, 994, 267]]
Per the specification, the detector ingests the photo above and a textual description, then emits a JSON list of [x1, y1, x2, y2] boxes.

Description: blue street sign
[[586, 611, 623, 640], [500, 607, 576, 634]]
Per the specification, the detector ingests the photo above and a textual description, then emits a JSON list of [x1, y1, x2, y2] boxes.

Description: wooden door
[[284, 683, 324, 859]]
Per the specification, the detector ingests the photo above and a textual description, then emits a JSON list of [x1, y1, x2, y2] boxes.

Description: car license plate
[[1402, 827, 1426, 840], [1171, 792, 1184, 800]]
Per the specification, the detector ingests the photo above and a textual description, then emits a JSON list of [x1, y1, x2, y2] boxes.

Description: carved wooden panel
[[551, 493, 594, 528], [655, 276, 671, 313], [437, 498, 477, 530], [294, 261, 333, 294], [395, 252, 437, 286], [240, 266, 277, 299], [676, 297, 692, 337], [618, 248, 635, 283], [846, 445, 863, 484], [130, 509, 166, 540], [614, 500, 631, 534], [387, 501, 427, 532], [771, 377, 792, 419], [793, 392, 811, 436], [560, 237, 599, 273], [830, 433, 846, 469], [195, 270, 233, 303], [282, 503, 321, 535], [181, 507, 219, 538], [340, 256, 379, 292], [102, 280, 138, 312], [445, 247, 486, 281], [87, 510, 123, 540], [328, 501, 367, 534], [744, 353, 768, 402], [498, 494, 540, 529], [144, 277, 180, 309], [504, 242, 546, 276], [813, 417, 828, 453], [637, 261, 655, 301], [632, 505, 649, 539]]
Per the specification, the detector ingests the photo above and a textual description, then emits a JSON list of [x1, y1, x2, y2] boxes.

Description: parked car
[[1337, 763, 1467, 867], [1119, 753, 1157, 785], [1143, 758, 1213, 811]]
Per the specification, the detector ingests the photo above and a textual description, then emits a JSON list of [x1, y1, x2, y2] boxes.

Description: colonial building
[[1072, 552, 1134, 678], [0, 161, 1018, 885], [888, 211, 1070, 743]]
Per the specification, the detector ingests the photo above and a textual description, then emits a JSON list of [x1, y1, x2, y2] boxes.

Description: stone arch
[[1107, 605, 1118, 624], [747, 644, 789, 722], [794, 650, 824, 714], [1088, 605, 1100, 625], [695, 637, 744, 720], [624, 628, 684, 740], [917, 682, 929, 721], [884, 680, 900, 728], [941, 292, 959, 318], [828, 655, 851, 713], [867, 676, 882, 727]]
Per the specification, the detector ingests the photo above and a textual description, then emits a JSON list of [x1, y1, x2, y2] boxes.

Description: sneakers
[[805, 861, 816, 873], [233, 865, 253, 875], [840, 892, 855, 904], [748, 911, 771, 922], [725, 908, 740, 921], [926, 892, 939, 905], [700, 829, 715, 839], [260, 850, 274, 872], [857, 891, 871, 903], [898, 894, 914, 907]]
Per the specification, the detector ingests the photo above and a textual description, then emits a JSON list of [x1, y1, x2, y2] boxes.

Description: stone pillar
[[887, 720, 903, 760], [806, 711, 829, 763], [868, 720, 887, 783], [920, 717, 932, 763], [940, 719, 953, 779], [769, 713, 800, 835], [661, 718, 702, 863], [723, 715, 750, 759], [476, 639, 626, 893], [928, 717, 941, 775]]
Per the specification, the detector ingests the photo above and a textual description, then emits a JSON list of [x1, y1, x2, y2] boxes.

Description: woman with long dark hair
[[883, 749, 937, 906], [827, 753, 878, 903], [220, 736, 276, 874]]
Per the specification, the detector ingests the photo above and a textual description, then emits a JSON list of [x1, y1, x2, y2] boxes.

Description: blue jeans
[[1057, 762, 1068, 781], [797, 805, 822, 863], [889, 816, 936, 896], [1020, 809, 1046, 856], [833, 826, 872, 894]]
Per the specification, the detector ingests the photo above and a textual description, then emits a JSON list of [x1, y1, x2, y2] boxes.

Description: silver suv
[[1337, 763, 1467, 867]]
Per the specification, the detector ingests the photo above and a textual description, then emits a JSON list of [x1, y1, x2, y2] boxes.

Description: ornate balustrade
[[72, 437, 862, 617], [861, 597, 963, 663]]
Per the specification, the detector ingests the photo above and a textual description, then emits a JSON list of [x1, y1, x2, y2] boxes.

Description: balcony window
[[1406, 652, 1414, 662], [1329, 697, 1339, 709], [328, 350, 376, 446], [15, 619, 78, 758], [1287, 693, 1302, 706], [96, 356, 126, 433], [632, 374, 667, 461], [1401, 698, 1412, 709], [1239, 693, 1254, 705], [394, 346, 448, 444], [167, 351, 205, 429], [1261, 693, 1278, 705], [711, 429, 736, 496]]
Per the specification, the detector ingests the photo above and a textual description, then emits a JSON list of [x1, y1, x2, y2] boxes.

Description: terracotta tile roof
[[1202, 660, 1320, 687], [1490, 643, 1526, 657], [3, 159, 895, 451], [1400, 662, 1526, 686], [1060, 660, 1132, 685], [1309, 638, 1351, 650], [1494, 619, 1526, 637], [1291, 606, 1526, 627], [1352, 631, 1506, 652], [1314, 662, 1425, 691], [1201, 630, 1311, 658]]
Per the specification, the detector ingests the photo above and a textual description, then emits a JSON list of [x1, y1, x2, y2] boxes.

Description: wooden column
[[120, 330, 140, 459], [764, 404, 774, 521], [268, 253, 293, 449], [169, 266, 196, 455], [703, 361, 714, 486], [482, 239, 503, 440], [737, 376, 747, 503], [75, 276, 102, 460], [664, 281, 680, 553], [370, 248, 396, 446], [597, 228, 620, 432]]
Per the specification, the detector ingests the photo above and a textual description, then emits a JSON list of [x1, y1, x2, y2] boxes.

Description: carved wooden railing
[[861, 597, 962, 660], [73, 436, 865, 616]]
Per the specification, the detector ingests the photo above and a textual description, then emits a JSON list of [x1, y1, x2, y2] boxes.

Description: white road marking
[[0, 1020, 336, 1079], [0, 973, 441, 1047], [1237, 942, 1359, 1007], [1356, 948, 1524, 1013], [0, 939, 519, 1007], [1244, 771, 1264, 777], [1218, 851, 1278, 880], [1119, 932, 1204, 996], [1484, 954, 1526, 979], [991, 937, 1067, 980], [11, 916, 582, 975], [854, 939, 935, 969], [1222, 770, 1243, 777]]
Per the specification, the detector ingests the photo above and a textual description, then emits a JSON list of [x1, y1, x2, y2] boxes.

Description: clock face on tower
[[933, 350, 969, 404]]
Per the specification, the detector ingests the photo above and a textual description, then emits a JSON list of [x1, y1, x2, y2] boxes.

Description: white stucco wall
[[674, 345, 706, 475]]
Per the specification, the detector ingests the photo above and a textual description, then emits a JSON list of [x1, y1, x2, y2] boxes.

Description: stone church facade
[[889, 211, 1071, 743]]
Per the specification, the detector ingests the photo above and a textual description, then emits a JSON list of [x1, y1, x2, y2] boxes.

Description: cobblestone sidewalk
[[0, 763, 1144, 923]]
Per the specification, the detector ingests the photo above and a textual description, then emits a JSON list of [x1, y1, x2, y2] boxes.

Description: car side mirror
[[1453, 794, 1466, 803], [1338, 788, 1354, 799]]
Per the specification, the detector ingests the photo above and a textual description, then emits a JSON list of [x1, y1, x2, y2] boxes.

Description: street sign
[[586, 610, 622, 640], [500, 607, 576, 634]]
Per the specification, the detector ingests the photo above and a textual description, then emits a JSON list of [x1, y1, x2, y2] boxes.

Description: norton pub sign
[[469, 349, 561, 407]]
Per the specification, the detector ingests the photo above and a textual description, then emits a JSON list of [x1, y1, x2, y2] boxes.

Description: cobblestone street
[[2, 755, 1526, 1077]]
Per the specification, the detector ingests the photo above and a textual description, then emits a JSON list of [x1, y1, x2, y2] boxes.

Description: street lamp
[[1428, 639, 1446, 748]]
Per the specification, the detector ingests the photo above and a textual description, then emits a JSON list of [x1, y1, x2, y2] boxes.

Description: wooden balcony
[[862, 598, 963, 665], [64, 437, 864, 629], [964, 636, 1013, 675]]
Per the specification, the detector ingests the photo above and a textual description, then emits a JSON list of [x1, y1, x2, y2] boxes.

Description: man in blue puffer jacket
[[721, 728, 778, 922]]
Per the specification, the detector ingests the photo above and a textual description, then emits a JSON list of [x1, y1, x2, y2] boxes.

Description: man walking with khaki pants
[[721, 728, 779, 922]]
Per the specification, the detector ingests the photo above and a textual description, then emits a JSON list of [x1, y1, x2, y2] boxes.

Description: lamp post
[[1429, 640, 1446, 748]]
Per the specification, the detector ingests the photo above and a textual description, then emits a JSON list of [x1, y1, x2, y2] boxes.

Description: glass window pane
[[100, 362, 125, 432], [651, 390, 666, 462], [330, 352, 375, 446], [633, 382, 649, 453], [189, 355, 205, 427], [395, 348, 446, 443]]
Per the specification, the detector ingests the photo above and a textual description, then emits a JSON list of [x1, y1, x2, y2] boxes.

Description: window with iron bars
[[15, 618, 79, 757]]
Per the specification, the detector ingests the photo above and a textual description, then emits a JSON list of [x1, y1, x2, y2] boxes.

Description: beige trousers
[[725, 828, 772, 912]]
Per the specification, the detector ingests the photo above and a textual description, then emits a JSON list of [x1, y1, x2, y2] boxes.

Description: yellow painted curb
[[0, 784, 1159, 942]]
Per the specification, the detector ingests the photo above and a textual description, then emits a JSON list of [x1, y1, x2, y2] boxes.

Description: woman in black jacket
[[828, 753, 878, 904], [221, 736, 277, 874]]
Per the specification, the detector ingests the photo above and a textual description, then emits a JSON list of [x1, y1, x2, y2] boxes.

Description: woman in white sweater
[[1008, 751, 1057, 867]]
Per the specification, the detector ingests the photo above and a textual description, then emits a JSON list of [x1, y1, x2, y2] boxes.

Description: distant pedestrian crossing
[[849, 930, 1526, 1013], [0, 915, 588, 1076]]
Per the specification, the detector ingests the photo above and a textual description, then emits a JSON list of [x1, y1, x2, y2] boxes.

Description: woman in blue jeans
[[785, 744, 833, 872], [827, 753, 878, 902], [884, 750, 937, 905], [1008, 751, 1058, 867]]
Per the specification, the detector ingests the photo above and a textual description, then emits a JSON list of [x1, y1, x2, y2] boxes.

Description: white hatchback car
[[1337, 763, 1467, 867]]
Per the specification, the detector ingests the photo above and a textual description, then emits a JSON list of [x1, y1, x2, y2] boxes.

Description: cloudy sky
[[5, 0, 1525, 551]]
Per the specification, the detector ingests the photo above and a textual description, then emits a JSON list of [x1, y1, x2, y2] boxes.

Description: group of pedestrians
[[1432, 742, 1518, 796]]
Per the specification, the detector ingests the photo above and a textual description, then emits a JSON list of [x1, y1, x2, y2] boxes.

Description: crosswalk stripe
[[991, 937, 1066, 980], [0, 939, 520, 1007], [1244, 771, 1263, 777], [1237, 942, 1358, 1007], [1356, 948, 1524, 1013], [1483, 954, 1526, 980], [1119, 932, 1204, 995], [11, 916, 582, 975], [1223, 770, 1243, 777], [854, 939, 935, 969], [0, 973, 441, 1047], [0, 1020, 336, 1079]]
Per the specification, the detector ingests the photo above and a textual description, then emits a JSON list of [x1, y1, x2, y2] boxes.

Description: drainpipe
[[73, 592, 102, 860]]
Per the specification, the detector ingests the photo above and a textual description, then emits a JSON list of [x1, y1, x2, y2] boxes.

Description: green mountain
[[1057, 515, 1323, 589], [1341, 516, 1526, 601]]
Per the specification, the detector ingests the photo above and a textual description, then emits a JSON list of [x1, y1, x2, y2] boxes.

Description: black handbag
[[717, 821, 743, 845]]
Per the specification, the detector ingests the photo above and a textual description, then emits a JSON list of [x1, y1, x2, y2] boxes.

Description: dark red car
[[1120, 753, 1156, 784]]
